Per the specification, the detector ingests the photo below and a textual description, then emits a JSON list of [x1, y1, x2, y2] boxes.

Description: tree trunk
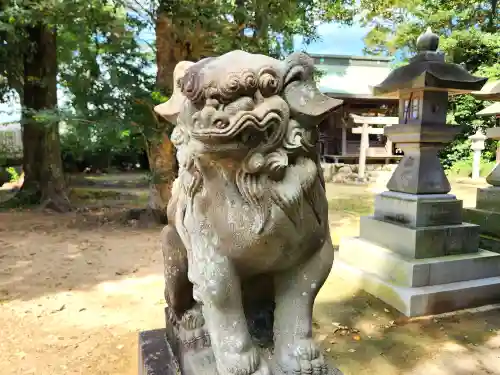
[[144, 4, 216, 223], [18, 24, 71, 212], [145, 131, 177, 223], [143, 10, 179, 223]]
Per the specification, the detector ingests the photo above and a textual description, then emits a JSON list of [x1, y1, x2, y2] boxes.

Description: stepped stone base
[[334, 254, 500, 317], [374, 191, 463, 227], [476, 187, 500, 212], [463, 207, 500, 238], [337, 188, 500, 317], [338, 237, 500, 288], [480, 235, 500, 254], [360, 216, 479, 259]]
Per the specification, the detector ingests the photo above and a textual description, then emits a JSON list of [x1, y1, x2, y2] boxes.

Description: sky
[[294, 22, 368, 55], [0, 22, 369, 124]]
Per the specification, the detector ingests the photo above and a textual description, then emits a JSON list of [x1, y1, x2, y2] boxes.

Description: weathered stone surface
[[359, 216, 480, 259], [338, 237, 500, 287], [476, 187, 500, 211], [486, 164, 500, 186], [463, 208, 500, 237], [138, 329, 179, 375], [385, 124, 458, 195], [480, 235, 500, 254], [153, 51, 342, 375], [374, 191, 463, 228], [334, 259, 500, 317]]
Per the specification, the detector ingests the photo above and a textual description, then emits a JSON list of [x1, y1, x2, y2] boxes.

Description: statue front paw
[[179, 305, 210, 350], [279, 339, 328, 375], [221, 348, 271, 375]]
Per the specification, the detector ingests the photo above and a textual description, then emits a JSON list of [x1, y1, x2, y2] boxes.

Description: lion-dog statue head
[[154, 51, 343, 375]]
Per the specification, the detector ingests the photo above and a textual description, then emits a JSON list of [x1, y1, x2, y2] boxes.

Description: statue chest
[[181, 192, 327, 276]]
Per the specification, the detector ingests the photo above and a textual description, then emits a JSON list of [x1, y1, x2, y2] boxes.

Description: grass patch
[[69, 187, 148, 204], [447, 159, 496, 178], [328, 195, 374, 216]]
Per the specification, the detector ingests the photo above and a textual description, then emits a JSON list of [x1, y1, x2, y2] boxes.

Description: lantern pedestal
[[463, 128, 500, 253], [336, 123, 500, 317], [334, 26, 499, 317], [335, 189, 500, 317]]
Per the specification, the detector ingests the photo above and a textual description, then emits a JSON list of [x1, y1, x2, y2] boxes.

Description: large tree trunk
[[145, 131, 177, 223], [144, 11, 180, 223], [17, 24, 71, 212], [145, 7, 214, 223]]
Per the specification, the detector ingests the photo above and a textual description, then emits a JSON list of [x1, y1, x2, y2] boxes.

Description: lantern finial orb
[[416, 27, 439, 52]]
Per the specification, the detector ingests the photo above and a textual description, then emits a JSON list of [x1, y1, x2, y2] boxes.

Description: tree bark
[[17, 23, 71, 212], [145, 130, 177, 223], [146, 7, 214, 222]]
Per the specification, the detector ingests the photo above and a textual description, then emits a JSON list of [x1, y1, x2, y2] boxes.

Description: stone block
[[374, 191, 463, 228], [138, 329, 179, 375], [359, 216, 479, 259], [476, 187, 500, 212], [479, 235, 500, 254], [463, 207, 500, 237], [334, 259, 500, 317], [338, 237, 500, 287]]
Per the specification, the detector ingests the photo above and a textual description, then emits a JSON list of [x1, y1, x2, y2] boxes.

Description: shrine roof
[[310, 54, 395, 100], [472, 80, 500, 101], [477, 102, 500, 117]]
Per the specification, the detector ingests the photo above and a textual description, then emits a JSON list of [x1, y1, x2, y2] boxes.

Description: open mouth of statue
[[190, 95, 290, 145]]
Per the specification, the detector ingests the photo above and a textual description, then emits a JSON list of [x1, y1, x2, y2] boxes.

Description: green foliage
[[447, 157, 496, 178], [348, 0, 499, 169], [5, 166, 19, 182]]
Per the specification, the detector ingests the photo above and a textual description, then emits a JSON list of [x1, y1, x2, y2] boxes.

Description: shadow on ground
[[314, 273, 500, 375]]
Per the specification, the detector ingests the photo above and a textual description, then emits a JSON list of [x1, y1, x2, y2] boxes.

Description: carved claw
[[180, 304, 205, 330], [225, 349, 271, 375], [280, 339, 328, 375], [178, 306, 211, 350]]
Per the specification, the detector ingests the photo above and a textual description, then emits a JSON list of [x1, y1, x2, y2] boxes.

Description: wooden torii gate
[[349, 114, 399, 179]]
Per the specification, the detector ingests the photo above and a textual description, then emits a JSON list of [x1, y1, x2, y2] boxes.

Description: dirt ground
[[1, 177, 500, 375]]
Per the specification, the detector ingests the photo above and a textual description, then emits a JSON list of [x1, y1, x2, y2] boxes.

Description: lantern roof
[[372, 28, 488, 98]]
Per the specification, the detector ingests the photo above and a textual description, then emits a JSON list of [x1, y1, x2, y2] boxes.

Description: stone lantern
[[469, 129, 487, 180], [372, 27, 488, 194], [334, 28, 500, 318], [463, 81, 500, 253]]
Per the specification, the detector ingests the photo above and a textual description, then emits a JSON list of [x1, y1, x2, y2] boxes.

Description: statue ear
[[154, 61, 195, 124]]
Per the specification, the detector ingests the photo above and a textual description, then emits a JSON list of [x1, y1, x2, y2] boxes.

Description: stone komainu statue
[[154, 51, 343, 375]]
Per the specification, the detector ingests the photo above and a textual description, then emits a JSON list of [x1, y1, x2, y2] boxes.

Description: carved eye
[[284, 65, 305, 86], [258, 69, 280, 97], [211, 113, 230, 129], [214, 119, 226, 129]]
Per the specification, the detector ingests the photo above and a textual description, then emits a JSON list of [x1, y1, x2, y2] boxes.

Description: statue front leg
[[273, 238, 336, 375], [189, 242, 271, 375], [161, 225, 208, 351]]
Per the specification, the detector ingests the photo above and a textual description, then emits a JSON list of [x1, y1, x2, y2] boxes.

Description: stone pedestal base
[[334, 238, 500, 316], [480, 235, 500, 254], [463, 207, 500, 239], [139, 328, 344, 375], [335, 256, 500, 317], [138, 329, 179, 375], [336, 192, 500, 317], [463, 186, 500, 254]]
